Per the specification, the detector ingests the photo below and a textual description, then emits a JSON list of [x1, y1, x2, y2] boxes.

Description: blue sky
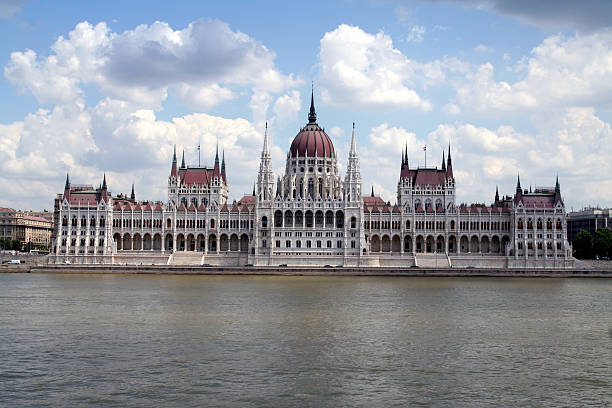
[[1, 0, 611, 211]]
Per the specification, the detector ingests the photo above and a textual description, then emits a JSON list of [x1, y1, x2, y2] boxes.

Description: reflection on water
[[1, 274, 611, 407]]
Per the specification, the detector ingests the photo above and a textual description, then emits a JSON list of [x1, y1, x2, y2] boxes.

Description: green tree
[[0, 238, 9, 249], [11, 240, 22, 251], [572, 229, 593, 259], [593, 228, 612, 259]]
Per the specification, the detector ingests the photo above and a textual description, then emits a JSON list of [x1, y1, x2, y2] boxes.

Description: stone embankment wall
[[27, 264, 612, 277]]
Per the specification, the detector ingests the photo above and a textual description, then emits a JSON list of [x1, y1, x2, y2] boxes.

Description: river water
[[1, 274, 611, 407]]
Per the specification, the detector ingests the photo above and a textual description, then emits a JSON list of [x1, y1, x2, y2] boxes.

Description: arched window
[[517, 219, 524, 229], [261, 216, 268, 228], [405, 220, 411, 229], [527, 219, 533, 230], [336, 211, 344, 229], [62, 216, 68, 227], [167, 218, 172, 228], [351, 217, 357, 229], [450, 220, 455, 230]]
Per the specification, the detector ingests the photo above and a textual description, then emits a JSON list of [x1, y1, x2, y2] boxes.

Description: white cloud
[[443, 103, 460, 115], [457, 31, 612, 113], [0, 96, 271, 209], [318, 24, 431, 112], [474, 44, 494, 52], [272, 90, 301, 125], [174, 83, 235, 110], [406, 25, 426, 43], [4, 19, 298, 112]]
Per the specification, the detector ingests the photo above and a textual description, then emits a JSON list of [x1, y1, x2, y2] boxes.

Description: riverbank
[[8, 264, 609, 277]]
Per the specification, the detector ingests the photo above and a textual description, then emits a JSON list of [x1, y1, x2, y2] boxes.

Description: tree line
[[572, 228, 612, 259]]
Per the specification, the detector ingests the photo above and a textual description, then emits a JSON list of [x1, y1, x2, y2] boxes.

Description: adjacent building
[[49, 94, 574, 268], [567, 208, 612, 242], [0, 208, 53, 250]]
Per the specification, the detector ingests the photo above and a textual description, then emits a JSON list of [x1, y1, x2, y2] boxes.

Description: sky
[[1, 0, 611, 212]]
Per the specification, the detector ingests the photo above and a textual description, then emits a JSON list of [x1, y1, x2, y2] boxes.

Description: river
[[1, 274, 611, 407]]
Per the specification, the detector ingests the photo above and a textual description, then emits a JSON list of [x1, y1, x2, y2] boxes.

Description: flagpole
[[198, 143, 201, 167], [424, 145, 427, 168]]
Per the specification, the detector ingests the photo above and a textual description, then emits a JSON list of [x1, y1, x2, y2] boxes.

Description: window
[[326, 240, 332, 248], [275, 240, 281, 248], [351, 240, 356, 248], [296, 240, 301, 248], [286, 240, 291, 248], [337, 240, 342, 248], [261, 216, 268, 228]]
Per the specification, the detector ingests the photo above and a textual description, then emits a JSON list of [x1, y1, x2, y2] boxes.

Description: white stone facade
[[50, 101, 574, 268]]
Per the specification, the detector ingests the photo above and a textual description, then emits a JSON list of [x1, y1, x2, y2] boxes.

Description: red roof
[[289, 123, 335, 158], [238, 195, 256, 205], [24, 215, 51, 223], [180, 168, 213, 186], [522, 195, 555, 208], [154, 203, 163, 211], [198, 203, 206, 211], [363, 196, 386, 206], [0, 207, 16, 212]]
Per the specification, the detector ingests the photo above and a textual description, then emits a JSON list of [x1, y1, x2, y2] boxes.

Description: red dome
[[289, 123, 335, 158]]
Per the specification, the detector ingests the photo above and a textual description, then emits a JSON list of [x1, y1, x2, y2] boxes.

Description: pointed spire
[[221, 149, 226, 183], [446, 143, 453, 179], [371, 185, 374, 197], [554, 174, 562, 204], [405, 144, 409, 168], [495, 185, 499, 203], [402, 148, 406, 167], [529, 185, 532, 193], [102, 173, 107, 190], [262, 122, 270, 156], [252, 183, 256, 196], [350, 122, 357, 155], [172, 144, 177, 164], [442, 150, 446, 171], [181, 150, 185, 168], [214, 143, 219, 165], [308, 84, 317, 124], [130, 183, 135, 201], [64, 172, 70, 190], [516, 174, 522, 193]]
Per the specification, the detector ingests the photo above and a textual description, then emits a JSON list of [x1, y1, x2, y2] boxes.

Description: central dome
[[289, 123, 335, 158], [288, 90, 335, 158]]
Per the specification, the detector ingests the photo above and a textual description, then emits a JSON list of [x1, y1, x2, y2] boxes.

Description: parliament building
[[50, 93, 574, 268]]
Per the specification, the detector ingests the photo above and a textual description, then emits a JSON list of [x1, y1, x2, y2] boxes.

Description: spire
[[64, 172, 70, 190], [308, 84, 317, 124], [402, 148, 406, 167], [172, 144, 177, 164], [102, 173, 107, 190], [446, 143, 453, 179], [371, 185, 374, 197], [181, 150, 185, 168], [130, 183, 135, 201], [252, 183, 256, 196], [262, 122, 270, 156], [516, 174, 522, 193], [405, 144, 409, 168], [350, 122, 357, 155], [554, 174, 562, 204], [442, 150, 446, 171], [495, 185, 499, 204], [221, 149, 226, 182]]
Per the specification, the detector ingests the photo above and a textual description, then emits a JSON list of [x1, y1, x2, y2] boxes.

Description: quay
[[5, 264, 610, 277]]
